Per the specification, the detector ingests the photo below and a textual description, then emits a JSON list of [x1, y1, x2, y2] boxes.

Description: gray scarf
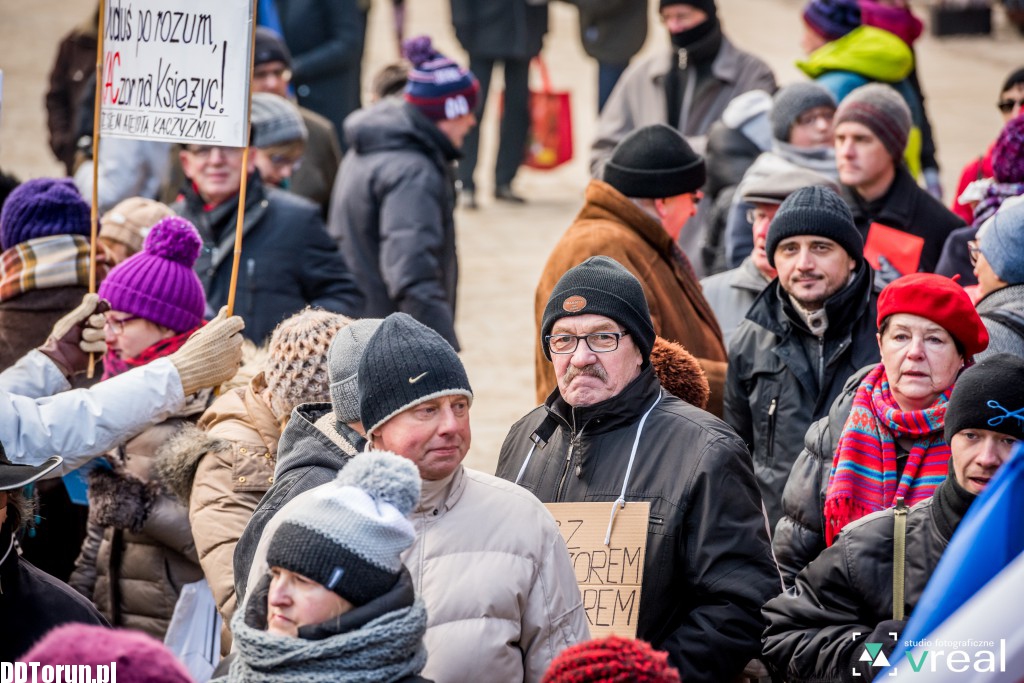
[[772, 139, 839, 180], [223, 574, 428, 683]]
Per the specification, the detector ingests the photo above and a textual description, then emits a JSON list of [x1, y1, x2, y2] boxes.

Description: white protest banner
[[545, 501, 650, 640], [99, 0, 254, 146]]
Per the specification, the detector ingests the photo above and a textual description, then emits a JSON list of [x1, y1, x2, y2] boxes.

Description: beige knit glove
[[169, 307, 245, 395], [39, 293, 110, 378]]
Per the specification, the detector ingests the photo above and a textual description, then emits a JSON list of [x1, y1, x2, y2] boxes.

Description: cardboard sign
[[545, 501, 650, 639], [864, 222, 925, 275], [99, 0, 254, 146]]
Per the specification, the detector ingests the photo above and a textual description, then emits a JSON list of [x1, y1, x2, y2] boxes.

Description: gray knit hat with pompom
[[266, 450, 421, 605]]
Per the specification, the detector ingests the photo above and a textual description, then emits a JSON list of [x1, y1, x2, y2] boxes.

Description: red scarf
[[101, 325, 201, 380], [824, 363, 952, 545]]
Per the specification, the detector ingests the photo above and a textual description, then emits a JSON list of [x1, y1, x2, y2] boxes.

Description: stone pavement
[[1, 0, 1022, 472]]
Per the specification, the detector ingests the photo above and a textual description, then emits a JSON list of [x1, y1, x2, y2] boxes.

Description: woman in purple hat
[[69, 216, 211, 640]]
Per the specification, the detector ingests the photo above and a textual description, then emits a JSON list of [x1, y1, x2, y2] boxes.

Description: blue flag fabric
[[883, 444, 1024, 677], [256, 0, 283, 35]]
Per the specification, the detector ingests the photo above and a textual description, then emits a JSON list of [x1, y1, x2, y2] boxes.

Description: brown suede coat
[[535, 180, 728, 416]]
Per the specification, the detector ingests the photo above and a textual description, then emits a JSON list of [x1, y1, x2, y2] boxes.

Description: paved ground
[[2, 0, 1022, 472]]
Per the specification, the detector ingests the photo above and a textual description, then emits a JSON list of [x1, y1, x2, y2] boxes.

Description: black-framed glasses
[[545, 331, 629, 354], [997, 98, 1024, 114], [104, 314, 138, 335], [968, 240, 981, 266]]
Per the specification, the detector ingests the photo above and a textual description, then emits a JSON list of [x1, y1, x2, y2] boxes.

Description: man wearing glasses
[[534, 124, 728, 416], [498, 255, 780, 683], [171, 136, 362, 344]]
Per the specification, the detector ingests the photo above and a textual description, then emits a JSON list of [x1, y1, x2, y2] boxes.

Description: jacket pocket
[[231, 443, 275, 493]]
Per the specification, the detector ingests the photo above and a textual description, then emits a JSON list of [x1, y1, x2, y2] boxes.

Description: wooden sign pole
[[86, 0, 107, 379], [225, 11, 259, 317]]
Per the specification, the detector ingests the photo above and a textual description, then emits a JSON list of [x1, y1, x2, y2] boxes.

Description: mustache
[[563, 364, 608, 384]]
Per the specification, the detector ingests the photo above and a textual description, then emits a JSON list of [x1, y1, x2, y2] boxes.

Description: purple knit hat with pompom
[[98, 216, 205, 333], [993, 116, 1024, 184], [402, 35, 478, 121]]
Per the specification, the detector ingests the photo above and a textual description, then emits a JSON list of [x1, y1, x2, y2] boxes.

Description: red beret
[[877, 273, 989, 357]]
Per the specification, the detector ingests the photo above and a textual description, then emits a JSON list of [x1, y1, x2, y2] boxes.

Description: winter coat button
[[239, 447, 247, 454], [575, 465, 582, 477], [268, 476, 274, 484], [238, 476, 246, 483]]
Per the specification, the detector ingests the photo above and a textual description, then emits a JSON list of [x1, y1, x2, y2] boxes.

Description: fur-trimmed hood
[[650, 336, 710, 410]]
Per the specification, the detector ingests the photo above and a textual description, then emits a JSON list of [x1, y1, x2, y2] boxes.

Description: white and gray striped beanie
[[265, 450, 420, 605]]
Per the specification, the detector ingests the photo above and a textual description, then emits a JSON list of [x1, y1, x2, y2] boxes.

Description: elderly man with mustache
[[497, 255, 781, 683]]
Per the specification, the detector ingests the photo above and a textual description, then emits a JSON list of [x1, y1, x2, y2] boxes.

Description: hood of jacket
[[274, 402, 361, 479], [797, 25, 913, 83], [344, 99, 460, 163], [650, 336, 711, 410]]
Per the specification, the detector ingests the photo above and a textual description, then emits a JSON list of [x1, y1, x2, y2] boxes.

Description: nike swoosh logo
[[409, 372, 429, 384]]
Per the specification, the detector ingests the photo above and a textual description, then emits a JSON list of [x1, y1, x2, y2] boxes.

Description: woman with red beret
[[773, 273, 989, 584]]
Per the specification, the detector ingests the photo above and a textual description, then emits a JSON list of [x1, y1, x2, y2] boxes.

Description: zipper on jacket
[[766, 398, 778, 464], [818, 336, 826, 389], [556, 425, 586, 502]]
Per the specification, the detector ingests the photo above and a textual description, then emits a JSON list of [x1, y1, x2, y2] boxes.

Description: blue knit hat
[[803, 0, 861, 41], [402, 36, 479, 121], [0, 178, 91, 250], [979, 200, 1024, 285]]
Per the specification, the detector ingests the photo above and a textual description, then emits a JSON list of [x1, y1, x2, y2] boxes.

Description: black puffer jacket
[[173, 173, 362, 343], [233, 403, 360, 605], [724, 262, 879, 530], [762, 476, 973, 682], [327, 100, 461, 350], [496, 366, 782, 683], [843, 167, 964, 274], [772, 365, 871, 585]]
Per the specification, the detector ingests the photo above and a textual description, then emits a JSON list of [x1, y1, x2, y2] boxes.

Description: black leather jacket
[[497, 367, 782, 683]]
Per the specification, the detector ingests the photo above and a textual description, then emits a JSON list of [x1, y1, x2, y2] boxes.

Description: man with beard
[[724, 186, 879, 529]]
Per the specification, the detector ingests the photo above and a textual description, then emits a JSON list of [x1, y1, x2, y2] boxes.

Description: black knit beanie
[[765, 185, 863, 267], [541, 256, 656, 364], [660, 0, 717, 20], [945, 353, 1024, 444], [603, 124, 706, 198], [358, 313, 473, 436]]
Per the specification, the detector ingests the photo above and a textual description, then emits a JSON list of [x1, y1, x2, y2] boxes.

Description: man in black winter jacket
[[326, 38, 477, 351], [725, 186, 879, 530], [762, 354, 1024, 682], [497, 256, 781, 683], [173, 145, 362, 344]]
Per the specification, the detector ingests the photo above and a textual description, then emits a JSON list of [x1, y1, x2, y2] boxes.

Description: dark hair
[[878, 314, 966, 358], [1002, 67, 1024, 95], [372, 63, 410, 102]]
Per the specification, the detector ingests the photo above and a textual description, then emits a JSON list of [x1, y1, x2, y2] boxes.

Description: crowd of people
[[2, 0, 1023, 681]]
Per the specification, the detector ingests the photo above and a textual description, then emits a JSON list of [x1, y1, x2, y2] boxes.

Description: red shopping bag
[[523, 58, 573, 170]]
